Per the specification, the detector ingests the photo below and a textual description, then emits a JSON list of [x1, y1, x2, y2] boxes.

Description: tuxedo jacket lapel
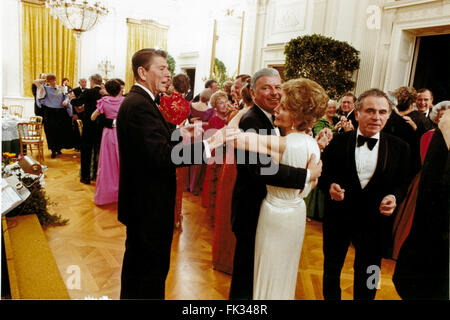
[[369, 132, 388, 184], [252, 104, 275, 132], [347, 132, 362, 189], [130, 85, 172, 137]]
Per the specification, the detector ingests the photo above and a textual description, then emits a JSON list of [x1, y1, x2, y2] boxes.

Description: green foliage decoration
[[167, 53, 176, 77], [284, 34, 360, 100], [213, 57, 231, 88], [6, 175, 69, 228]]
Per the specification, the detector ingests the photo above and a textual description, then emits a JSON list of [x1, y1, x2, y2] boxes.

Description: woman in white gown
[[233, 78, 329, 299]]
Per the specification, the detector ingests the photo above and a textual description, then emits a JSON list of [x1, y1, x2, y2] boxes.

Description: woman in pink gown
[[91, 79, 124, 205]]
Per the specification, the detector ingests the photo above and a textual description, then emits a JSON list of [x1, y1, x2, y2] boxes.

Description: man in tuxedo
[[319, 88, 411, 300], [336, 92, 358, 132], [70, 78, 87, 151], [70, 74, 103, 184], [416, 88, 435, 129], [72, 78, 87, 98], [116, 48, 235, 299], [229, 68, 322, 300]]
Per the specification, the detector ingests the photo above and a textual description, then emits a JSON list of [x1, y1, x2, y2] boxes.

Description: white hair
[[328, 99, 338, 107], [430, 100, 450, 123], [251, 68, 280, 89]]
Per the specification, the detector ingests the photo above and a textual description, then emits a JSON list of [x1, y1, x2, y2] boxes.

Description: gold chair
[[76, 119, 83, 136], [29, 116, 43, 123], [28, 116, 44, 140], [2, 105, 8, 116], [9, 105, 24, 118], [17, 122, 45, 163]]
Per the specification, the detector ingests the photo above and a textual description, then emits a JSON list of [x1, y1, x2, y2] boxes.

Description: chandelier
[[45, 0, 109, 38]]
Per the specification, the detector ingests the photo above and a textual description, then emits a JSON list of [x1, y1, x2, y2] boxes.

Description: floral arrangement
[[2, 152, 21, 167]]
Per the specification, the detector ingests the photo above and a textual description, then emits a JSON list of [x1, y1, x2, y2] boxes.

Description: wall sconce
[[98, 57, 115, 81]]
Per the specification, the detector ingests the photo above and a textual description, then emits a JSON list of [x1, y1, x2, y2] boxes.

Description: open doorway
[[268, 65, 285, 82], [412, 33, 450, 103]]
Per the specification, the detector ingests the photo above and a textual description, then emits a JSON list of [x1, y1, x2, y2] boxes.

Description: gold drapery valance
[[22, 0, 79, 97], [125, 18, 168, 93]]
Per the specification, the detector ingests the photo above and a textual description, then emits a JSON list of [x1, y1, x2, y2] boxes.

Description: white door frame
[[383, 15, 450, 91]]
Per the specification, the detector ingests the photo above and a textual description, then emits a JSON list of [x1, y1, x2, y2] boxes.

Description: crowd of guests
[[33, 55, 449, 301], [33, 73, 126, 206], [178, 76, 449, 301]]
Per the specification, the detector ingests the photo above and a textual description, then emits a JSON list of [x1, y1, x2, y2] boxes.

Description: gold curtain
[[125, 19, 168, 93], [22, 1, 79, 97]]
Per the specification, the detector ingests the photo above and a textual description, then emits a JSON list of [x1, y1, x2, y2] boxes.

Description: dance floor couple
[[228, 68, 329, 300], [117, 49, 328, 300]]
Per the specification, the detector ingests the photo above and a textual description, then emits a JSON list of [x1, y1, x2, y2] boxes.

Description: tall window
[[21, 0, 78, 97], [125, 18, 168, 93]]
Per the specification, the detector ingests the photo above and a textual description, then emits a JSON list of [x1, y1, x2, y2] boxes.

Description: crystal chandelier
[[45, 0, 109, 38]]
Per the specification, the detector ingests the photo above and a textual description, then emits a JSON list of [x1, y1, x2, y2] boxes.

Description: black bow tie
[[357, 135, 378, 150], [155, 94, 161, 106], [271, 115, 276, 123]]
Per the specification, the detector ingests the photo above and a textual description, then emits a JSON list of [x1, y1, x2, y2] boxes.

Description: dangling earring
[[291, 122, 295, 130]]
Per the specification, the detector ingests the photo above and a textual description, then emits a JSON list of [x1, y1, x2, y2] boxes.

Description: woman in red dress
[[158, 73, 191, 229], [212, 81, 253, 274], [187, 89, 215, 196], [202, 91, 229, 224]]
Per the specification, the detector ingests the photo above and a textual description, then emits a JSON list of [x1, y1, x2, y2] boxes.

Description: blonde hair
[[222, 80, 233, 94], [282, 78, 329, 131], [210, 90, 228, 108]]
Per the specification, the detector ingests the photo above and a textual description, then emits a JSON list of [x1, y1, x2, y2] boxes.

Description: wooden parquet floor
[[39, 146, 401, 300]]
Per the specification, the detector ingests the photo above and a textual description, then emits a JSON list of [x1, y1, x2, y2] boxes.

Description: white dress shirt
[[355, 128, 379, 189], [134, 82, 212, 158]]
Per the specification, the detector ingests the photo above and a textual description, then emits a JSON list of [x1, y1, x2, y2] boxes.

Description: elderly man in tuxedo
[[116, 48, 236, 299], [71, 74, 103, 184], [229, 68, 322, 300], [319, 88, 411, 300]]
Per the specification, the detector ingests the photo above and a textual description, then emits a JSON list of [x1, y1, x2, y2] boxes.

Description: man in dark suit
[[229, 68, 322, 300], [70, 78, 87, 151], [116, 48, 236, 299], [336, 92, 358, 132], [71, 74, 103, 184], [72, 78, 87, 98], [416, 88, 435, 129], [319, 88, 411, 300]]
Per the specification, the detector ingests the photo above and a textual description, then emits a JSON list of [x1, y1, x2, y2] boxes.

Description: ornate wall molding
[[384, 0, 439, 10], [264, 0, 309, 45]]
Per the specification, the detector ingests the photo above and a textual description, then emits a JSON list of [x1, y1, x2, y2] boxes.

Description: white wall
[[6, 0, 447, 113], [1, 0, 35, 119], [1, 0, 246, 104]]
